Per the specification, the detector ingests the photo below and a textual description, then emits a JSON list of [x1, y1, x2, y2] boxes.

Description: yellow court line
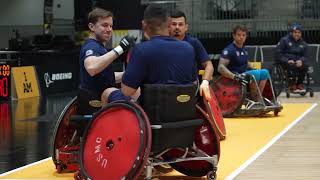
[[0, 103, 316, 180]]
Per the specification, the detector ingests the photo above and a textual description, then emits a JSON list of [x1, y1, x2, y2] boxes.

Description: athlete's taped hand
[[200, 80, 211, 101]]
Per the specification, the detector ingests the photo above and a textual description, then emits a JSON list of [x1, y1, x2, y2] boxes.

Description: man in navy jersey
[[104, 5, 197, 103], [218, 25, 270, 100], [275, 23, 308, 92], [169, 9, 213, 100], [79, 8, 135, 106]]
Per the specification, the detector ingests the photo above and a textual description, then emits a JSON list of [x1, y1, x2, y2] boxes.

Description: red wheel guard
[[203, 87, 226, 140], [80, 101, 151, 180], [211, 76, 245, 116]]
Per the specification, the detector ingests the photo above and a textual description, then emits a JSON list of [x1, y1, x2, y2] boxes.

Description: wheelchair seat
[[141, 83, 203, 153], [77, 87, 102, 115]]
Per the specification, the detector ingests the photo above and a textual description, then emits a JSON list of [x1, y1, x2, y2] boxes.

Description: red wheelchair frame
[[51, 86, 225, 180]]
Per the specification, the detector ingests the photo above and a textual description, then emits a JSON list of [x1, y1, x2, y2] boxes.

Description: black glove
[[234, 73, 249, 85], [119, 35, 136, 51], [113, 35, 136, 56]]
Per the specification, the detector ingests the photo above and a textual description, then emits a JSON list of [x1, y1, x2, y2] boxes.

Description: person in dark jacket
[[275, 23, 308, 92]]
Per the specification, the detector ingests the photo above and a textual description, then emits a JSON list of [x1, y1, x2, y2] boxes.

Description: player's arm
[[121, 47, 145, 97], [300, 42, 308, 62], [218, 57, 235, 79], [84, 51, 119, 76], [276, 38, 291, 63], [114, 72, 124, 83], [201, 60, 214, 81], [85, 36, 136, 76], [193, 39, 214, 80]]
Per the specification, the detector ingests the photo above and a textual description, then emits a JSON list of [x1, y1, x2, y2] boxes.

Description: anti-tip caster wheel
[[310, 90, 314, 97], [286, 91, 290, 98], [207, 171, 217, 180], [74, 171, 83, 180]]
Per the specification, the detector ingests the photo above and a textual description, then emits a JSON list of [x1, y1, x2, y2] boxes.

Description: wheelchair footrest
[[151, 119, 203, 153]]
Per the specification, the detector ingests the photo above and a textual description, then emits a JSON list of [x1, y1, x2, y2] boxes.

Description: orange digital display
[[0, 65, 10, 100]]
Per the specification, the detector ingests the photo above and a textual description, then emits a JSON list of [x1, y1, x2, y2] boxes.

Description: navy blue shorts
[[108, 90, 132, 103]]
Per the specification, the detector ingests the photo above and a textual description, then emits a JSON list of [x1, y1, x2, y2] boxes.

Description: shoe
[[296, 84, 306, 93], [289, 84, 296, 91]]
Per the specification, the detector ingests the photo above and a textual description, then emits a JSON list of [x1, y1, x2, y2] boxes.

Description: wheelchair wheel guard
[[161, 105, 220, 177], [52, 97, 79, 172], [79, 101, 152, 180], [203, 87, 226, 140], [211, 76, 246, 116]]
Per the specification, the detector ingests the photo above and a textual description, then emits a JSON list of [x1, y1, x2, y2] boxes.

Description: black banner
[[33, 50, 79, 95]]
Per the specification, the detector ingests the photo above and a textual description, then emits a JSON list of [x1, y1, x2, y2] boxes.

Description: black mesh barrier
[[246, 46, 258, 62], [306, 45, 319, 85], [260, 46, 276, 70]]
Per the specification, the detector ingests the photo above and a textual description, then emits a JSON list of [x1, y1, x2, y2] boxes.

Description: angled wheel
[[211, 76, 246, 116], [52, 97, 79, 171], [203, 87, 226, 140], [79, 101, 152, 180]]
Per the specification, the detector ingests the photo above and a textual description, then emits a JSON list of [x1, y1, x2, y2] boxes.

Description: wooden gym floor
[[0, 92, 319, 180]]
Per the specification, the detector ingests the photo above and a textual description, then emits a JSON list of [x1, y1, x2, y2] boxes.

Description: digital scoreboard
[[0, 64, 10, 101]]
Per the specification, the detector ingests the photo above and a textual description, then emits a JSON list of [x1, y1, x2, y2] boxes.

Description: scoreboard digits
[[0, 64, 10, 99]]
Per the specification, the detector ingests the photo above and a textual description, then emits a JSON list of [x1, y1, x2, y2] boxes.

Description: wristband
[[201, 79, 209, 86], [113, 45, 124, 56]]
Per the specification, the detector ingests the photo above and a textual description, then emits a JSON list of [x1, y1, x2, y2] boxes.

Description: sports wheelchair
[[271, 63, 314, 98], [211, 74, 283, 117], [52, 84, 225, 180]]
